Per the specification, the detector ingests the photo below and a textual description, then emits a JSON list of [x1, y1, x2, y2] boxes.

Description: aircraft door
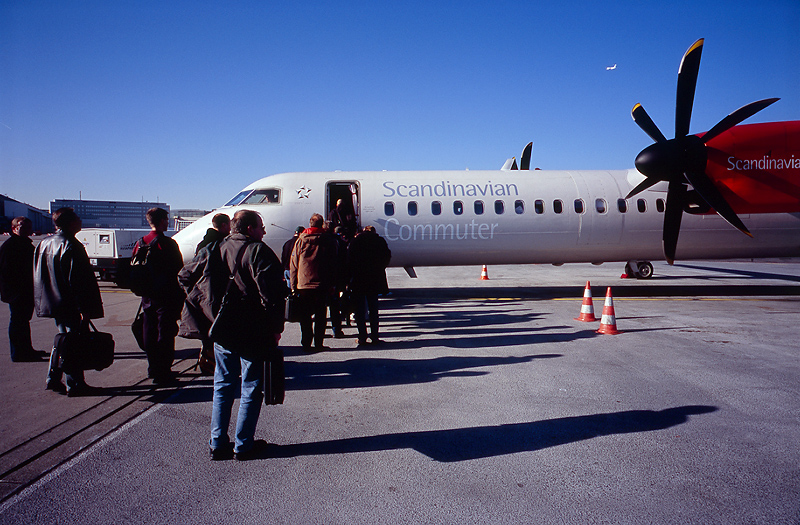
[[326, 181, 361, 235]]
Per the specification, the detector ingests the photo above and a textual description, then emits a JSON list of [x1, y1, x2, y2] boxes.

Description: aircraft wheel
[[636, 261, 654, 279]]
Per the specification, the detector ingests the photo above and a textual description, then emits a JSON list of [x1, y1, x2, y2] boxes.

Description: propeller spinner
[[628, 38, 779, 264]]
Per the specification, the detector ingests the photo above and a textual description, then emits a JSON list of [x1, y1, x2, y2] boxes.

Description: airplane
[[173, 39, 800, 279]]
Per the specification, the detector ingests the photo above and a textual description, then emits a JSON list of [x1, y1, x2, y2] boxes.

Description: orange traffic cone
[[597, 287, 621, 335], [480, 265, 489, 280], [574, 281, 597, 322]]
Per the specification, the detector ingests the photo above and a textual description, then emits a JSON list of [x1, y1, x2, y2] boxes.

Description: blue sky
[[2, 0, 798, 211]]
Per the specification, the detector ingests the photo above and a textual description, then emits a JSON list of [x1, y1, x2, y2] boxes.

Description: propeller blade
[[632, 103, 667, 143], [625, 177, 660, 199], [683, 170, 753, 237], [702, 98, 780, 144], [520, 142, 532, 170], [675, 38, 704, 138], [662, 180, 688, 265]]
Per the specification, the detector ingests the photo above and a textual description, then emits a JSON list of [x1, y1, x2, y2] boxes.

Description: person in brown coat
[[290, 213, 338, 350]]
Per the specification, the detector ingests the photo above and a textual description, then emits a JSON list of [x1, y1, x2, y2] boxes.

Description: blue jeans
[[210, 343, 264, 454], [47, 316, 85, 389]]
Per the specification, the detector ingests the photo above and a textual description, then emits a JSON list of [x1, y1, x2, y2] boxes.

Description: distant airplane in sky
[[606, 64, 617, 70]]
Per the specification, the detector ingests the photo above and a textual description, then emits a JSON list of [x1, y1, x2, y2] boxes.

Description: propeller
[[629, 38, 779, 264], [509, 142, 533, 170], [520, 142, 533, 170]]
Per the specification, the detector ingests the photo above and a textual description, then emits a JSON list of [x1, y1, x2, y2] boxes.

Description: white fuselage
[[173, 169, 800, 266]]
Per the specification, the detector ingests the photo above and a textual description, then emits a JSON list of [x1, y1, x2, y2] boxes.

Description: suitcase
[[55, 321, 115, 371], [263, 348, 285, 405]]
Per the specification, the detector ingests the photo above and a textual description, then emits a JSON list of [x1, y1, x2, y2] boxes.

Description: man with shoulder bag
[[192, 210, 286, 461], [34, 208, 105, 397]]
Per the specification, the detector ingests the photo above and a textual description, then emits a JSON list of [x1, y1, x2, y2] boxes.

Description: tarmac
[[0, 259, 799, 524]]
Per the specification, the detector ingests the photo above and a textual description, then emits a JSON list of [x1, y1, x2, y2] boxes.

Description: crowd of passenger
[[0, 204, 391, 460]]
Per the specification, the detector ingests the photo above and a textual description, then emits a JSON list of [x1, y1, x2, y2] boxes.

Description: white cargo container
[[76, 228, 180, 285]]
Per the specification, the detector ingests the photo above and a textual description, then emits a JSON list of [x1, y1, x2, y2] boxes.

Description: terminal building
[[49, 199, 170, 229], [0, 194, 52, 234]]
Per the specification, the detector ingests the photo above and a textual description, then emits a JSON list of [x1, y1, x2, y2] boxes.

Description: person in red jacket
[[289, 213, 339, 350], [131, 208, 185, 385]]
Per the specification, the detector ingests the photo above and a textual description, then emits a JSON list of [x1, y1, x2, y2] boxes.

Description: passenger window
[[474, 201, 484, 215], [595, 199, 607, 214], [453, 201, 464, 215], [515, 200, 524, 214], [384, 202, 395, 216], [553, 200, 563, 214], [617, 199, 628, 213], [574, 199, 585, 213], [656, 199, 665, 213], [494, 200, 504, 215], [241, 189, 281, 204], [432, 201, 442, 215], [534, 200, 545, 214], [637, 199, 647, 213], [408, 201, 418, 216]]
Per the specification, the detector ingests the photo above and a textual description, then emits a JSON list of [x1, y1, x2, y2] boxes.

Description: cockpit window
[[224, 189, 281, 206], [241, 189, 281, 204], [225, 190, 252, 206]]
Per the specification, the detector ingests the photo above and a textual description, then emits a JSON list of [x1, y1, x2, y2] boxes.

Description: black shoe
[[32, 350, 49, 358], [234, 439, 269, 461], [210, 444, 234, 461], [371, 338, 384, 346], [67, 384, 102, 397], [46, 380, 67, 394]]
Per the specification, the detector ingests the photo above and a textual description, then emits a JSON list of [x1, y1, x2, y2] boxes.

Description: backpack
[[128, 237, 158, 297]]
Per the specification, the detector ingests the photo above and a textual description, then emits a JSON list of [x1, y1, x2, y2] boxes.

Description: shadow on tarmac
[[285, 353, 562, 390], [251, 405, 719, 463]]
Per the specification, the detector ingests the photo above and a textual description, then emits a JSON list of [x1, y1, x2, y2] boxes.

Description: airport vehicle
[[173, 40, 800, 278], [77, 228, 149, 283], [77, 228, 176, 284]]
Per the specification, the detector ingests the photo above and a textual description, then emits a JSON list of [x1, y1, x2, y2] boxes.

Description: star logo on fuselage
[[297, 186, 311, 199]]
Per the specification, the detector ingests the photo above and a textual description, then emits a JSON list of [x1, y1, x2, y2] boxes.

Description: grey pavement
[[0, 260, 799, 523]]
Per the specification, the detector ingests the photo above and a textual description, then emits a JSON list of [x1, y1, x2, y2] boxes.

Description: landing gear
[[624, 260, 654, 279]]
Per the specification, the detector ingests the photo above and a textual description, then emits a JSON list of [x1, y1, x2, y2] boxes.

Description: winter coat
[[178, 233, 286, 343], [289, 228, 338, 291], [348, 230, 391, 295], [33, 231, 103, 319], [0, 233, 34, 303]]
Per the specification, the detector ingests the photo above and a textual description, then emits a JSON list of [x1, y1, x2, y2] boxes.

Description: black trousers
[[7, 297, 34, 360], [298, 289, 328, 348], [354, 293, 380, 342], [142, 300, 179, 379]]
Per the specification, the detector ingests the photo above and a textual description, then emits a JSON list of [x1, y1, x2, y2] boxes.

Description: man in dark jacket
[[0, 217, 48, 362], [131, 208, 185, 385], [202, 210, 286, 460], [281, 226, 305, 284], [348, 226, 391, 346], [290, 213, 338, 350], [195, 213, 230, 255], [34, 208, 104, 396], [192, 213, 230, 374]]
